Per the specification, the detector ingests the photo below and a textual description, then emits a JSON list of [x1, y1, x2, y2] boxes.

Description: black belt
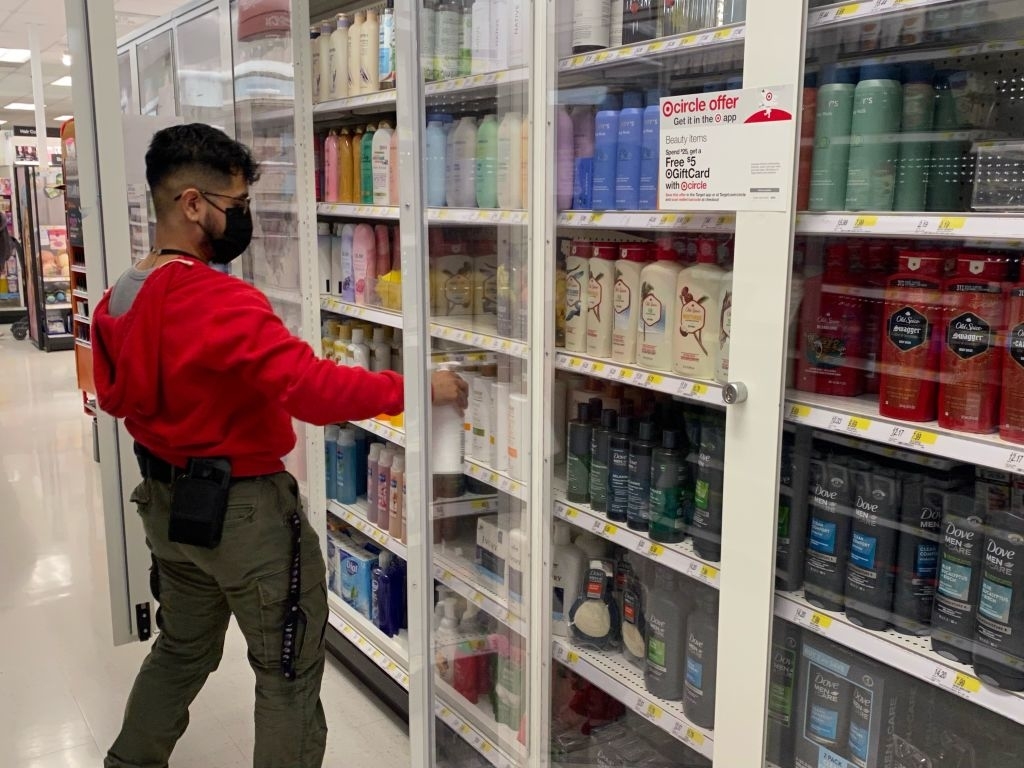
[[134, 442, 185, 484]]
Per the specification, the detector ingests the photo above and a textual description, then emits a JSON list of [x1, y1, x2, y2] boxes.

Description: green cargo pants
[[105, 472, 328, 768]]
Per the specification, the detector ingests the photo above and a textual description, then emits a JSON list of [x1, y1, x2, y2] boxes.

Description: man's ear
[[177, 188, 204, 222]]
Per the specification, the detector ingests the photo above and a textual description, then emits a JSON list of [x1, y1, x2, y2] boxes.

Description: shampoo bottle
[[893, 63, 935, 211], [589, 409, 618, 513], [351, 223, 377, 305], [350, 126, 364, 203], [973, 509, 1024, 690], [607, 416, 632, 523], [891, 482, 944, 636], [567, 403, 593, 505], [377, 448, 394, 527], [638, 90, 662, 210], [648, 429, 686, 543], [690, 414, 725, 562], [497, 111, 524, 209], [552, 522, 586, 636], [572, 106, 595, 210], [556, 105, 575, 211], [931, 494, 986, 663], [366, 443, 382, 517], [475, 113, 499, 209], [360, 9, 380, 93], [845, 65, 903, 211], [612, 244, 651, 364], [360, 124, 376, 204], [683, 590, 719, 729], [372, 121, 394, 206], [644, 566, 689, 700], [426, 113, 451, 207], [586, 243, 616, 359], [627, 421, 657, 531], [674, 239, 726, 379], [325, 425, 339, 500], [564, 240, 591, 352], [336, 428, 359, 504], [636, 246, 682, 371], [591, 94, 620, 211], [808, 66, 857, 211], [310, 26, 322, 103], [447, 116, 478, 208], [614, 91, 644, 211]]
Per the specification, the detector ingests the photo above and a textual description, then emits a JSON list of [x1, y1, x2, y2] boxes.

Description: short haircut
[[145, 123, 260, 214]]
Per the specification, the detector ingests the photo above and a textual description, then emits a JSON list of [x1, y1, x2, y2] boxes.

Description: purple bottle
[[557, 105, 575, 211]]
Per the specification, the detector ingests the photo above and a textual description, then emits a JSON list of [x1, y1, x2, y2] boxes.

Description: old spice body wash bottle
[[939, 255, 1007, 433], [795, 244, 866, 396], [861, 242, 894, 395], [878, 251, 947, 421], [1000, 285, 1024, 444]]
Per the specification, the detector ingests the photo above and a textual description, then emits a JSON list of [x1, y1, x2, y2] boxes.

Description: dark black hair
[[145, 123, 260, 211]]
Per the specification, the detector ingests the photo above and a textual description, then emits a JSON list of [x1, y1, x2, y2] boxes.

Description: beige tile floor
[[0, 336, 410, 767]]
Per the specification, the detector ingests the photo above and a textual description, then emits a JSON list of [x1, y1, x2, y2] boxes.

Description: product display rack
[[75, 0, 1024, 766]]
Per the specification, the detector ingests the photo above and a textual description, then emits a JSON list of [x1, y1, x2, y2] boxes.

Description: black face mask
[[202, 196, 253, 264]]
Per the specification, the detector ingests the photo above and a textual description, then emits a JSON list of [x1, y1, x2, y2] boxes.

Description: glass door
[[779, 1, 1024, 767]]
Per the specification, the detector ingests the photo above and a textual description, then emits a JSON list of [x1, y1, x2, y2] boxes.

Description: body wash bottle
[[636, 245, 682, 371]]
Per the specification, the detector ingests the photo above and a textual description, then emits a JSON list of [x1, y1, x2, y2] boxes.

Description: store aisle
[[0, 338, 410, 768]]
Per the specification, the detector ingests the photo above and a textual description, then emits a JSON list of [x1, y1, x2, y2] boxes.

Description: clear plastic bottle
[[475, 114, 499, 209]]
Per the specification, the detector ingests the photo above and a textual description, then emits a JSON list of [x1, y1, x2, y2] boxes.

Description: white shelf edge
[[553, 498, 720, 589], [463, 457, 529, 501], [42, 275, 71, 283], [313, 89, 398, 116], [320, 294, 404, 329], [44, 302, 72, 310], [552, 638, 715, 759], [794, 212, 1024, 242], [558, 24, 745, 72], [434, 551, 525, 636], [423, 66, 529, 96], [554, 351, 725, 406], [316, 202, 400, 220], [427, 207, 529, 225], [327, 499, 408, 560], [351, 417, 406, 447], [434, 678, 524, 768], [784, 391, 1024, 476], [430, 318, 529, 359], [557, 210, 735, 232], [774, 591, 1024, 725], [326, 591, 409, 688]]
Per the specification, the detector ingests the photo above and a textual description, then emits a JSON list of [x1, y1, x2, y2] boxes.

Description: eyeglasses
[[173, 189, 251, 214]]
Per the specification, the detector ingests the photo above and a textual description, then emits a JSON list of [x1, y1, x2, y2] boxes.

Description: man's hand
[[431, 369, 469, 414]]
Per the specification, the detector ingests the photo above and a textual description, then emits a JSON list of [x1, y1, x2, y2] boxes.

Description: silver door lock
[[722, 382, 748, 405]]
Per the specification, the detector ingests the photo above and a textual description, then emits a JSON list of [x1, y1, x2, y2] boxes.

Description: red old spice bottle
[[939, 255, 1007, 433], [861, 241, 895, 395], [795, 243, 866, 397], [878, 251, 949, 421], [1000, 284, 1024, 444]]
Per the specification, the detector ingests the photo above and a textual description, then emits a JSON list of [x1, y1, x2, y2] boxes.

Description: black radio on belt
[[169, 457, 232, 548]]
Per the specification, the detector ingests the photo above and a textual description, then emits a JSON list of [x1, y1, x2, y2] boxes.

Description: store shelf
[[553, 498, 720, 589], [71, 264, 87, 274], [463, 457, 528, 501], [555, 351, 725, 407], [75, 338, 91, 350], [428, 208, 528, 226], [259, 284, 301, 305], [44, 302, 71, 310], [317, 203, 400, 220], [552, 638, 715, 760], [794, 212, 1024, 242], [558, 24, 745, 73], [72, 288, 88, 300], [435, 678, 524, 768], [313, 88, 398, 117], [431, 317, 528, 360], [327, 499, 407, 560], [557, 211, 735, 232], [807, 0, 981, 28], [434, 549, 525, 636], [424, 67, 529, 98], [433, 493, 501, 521], [774, 591, 1024, 725], [320, 294, 404, 329], [42, 275, 70, 283], [73, 314, 90, 326], [351, 417, 405, 447], [327, 591, 410, 689], [784, 390, 1024, 475]]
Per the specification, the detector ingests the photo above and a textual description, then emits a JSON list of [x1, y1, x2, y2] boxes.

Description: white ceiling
[[0, 0, 183, 129]]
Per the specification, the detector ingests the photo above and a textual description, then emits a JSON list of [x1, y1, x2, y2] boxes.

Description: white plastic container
[[348, 11, 364, 96], [318, 20, 332, 103], [470, 369, 495, 460], [471, 0, 493, 74], [329, 13, 350, 100], [359, 9, 380, 93], [673, 239, 727, 379], [318, 222, 332, 294], [715, 269, 734, 384], [497, 111, 523, 209], [564, 241, 590, 353], [552, 522, 587, 636], [446, 116, 478, 209], [491, 378, 511, 471], [508, 389, 528, 480], [636, 246, 682, 371], [370, 327, 392, 372], [586, 243, 616, 359], [349, 327, 371, 369], [433, 363, 467, 498], [371, 121, 394, 205], [612, 244, 650, 364]]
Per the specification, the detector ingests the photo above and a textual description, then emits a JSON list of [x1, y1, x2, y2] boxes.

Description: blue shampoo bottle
[[591, 93, 621, 211], [638, 89, 662, 210], [614, 91, 645, 210]]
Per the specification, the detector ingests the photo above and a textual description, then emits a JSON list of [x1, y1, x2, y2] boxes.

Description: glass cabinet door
[[137, 29, 178, 117], [176, 8, 234, 133], [779, 2, 1024, 767]]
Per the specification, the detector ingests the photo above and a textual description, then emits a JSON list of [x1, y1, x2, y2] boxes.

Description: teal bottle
[[894, 63, 935, 211], [808, 66, 857, 211], [361, 124, 376, 204], [845, 65, 903, 212], [648, 429, 686, 544], [475, 113, 499, 209], [927, 70, 967, 212]]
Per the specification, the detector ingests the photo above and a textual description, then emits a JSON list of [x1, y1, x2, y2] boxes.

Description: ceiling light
[[51, 76, 72, 87], [0, 120, 7, 126], [0, 48, 31, 64], [53, 115, 72, 122], [5, 102, 38, 111], [62, 53, 71, 67]]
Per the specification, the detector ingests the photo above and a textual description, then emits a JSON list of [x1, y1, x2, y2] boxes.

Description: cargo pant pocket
[[257, 569, 328, 670]]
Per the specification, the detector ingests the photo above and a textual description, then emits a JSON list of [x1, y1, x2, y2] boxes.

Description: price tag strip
[[463, 458, 529, 501], [434, 678, 523, 768], [328, 500, 409, 559], [554, 499, 720, 588], [554, 352, 724, 407], [795, 212, 1024, 242], [319, 294, 404, 329], [312, 88, 398, 117], [433, 555, 526, 636], [326, 594, 410, 694], [559, 24, 744, 73], [774, 592, 1024, 724], [785, 395, 1024, 477], [424, 66, 528, 101], [430, 320, 529, 360], [556, 211, 735, 232], [316, 203, 400, 220], [427, 208, 529, 226], [351, 418, 406, 448], [552, 639, 715, 758]]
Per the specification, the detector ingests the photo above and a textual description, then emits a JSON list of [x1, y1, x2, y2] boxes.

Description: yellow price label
[[566, 651, 579, 664], [649, 41, 665, 51], [692, 383, 708, 396], [595, 51, 610, 61], [649, 543, 665, 557], [566, 507, 579, 518], [649, 374, 664, 386], [854, 215, 878, 228], [938, 216, 966, 231], [836, 2, 861, 16], [460, 724, 471, 735], [645, 703, 663, 719], [592, 362, 605, 373], [810, 612, 833, 629], [686, 728, 706, 746], [481, 742, 493, 753], [701, 564, 719, 581], [604, 524, 619, 536], [713, 28, 730, 39], [590, 212, 604, 223], [953, 672, 981, 693], [848, 416, 871, 432], [910, 430, 937, 446], [789, 403, 812, 420]]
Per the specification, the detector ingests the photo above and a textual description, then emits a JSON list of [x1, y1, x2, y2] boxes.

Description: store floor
[[0, 336, 410, 768]]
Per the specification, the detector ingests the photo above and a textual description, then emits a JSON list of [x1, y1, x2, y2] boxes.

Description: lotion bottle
[[636, 245, 682, 371], [673, 239, 726, 379], [372, 121, 394, 205], [586, 243, 617, 359], [348, 11, 364, 97], [360, 8, 380, 93], [330, 14, 351, 100]]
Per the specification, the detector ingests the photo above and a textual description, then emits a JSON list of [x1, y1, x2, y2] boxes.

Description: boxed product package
[[334, 531, 379, 620], [794, 635, 916, 768], [475, 515, 508, 591]]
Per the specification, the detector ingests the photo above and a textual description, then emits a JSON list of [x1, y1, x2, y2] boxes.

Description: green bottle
[[845, 65, 903, 212], [361, 123, 376, 204], [808, 66, 857, 211], [927, 70, 967, 212], [649, 429, 686, 544], [894, 63, 935, 211]]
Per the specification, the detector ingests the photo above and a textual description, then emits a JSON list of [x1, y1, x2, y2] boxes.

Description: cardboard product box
[[794, 635, 916, 768], [475, 515, 508, 593], [335, 531, 379, 620]]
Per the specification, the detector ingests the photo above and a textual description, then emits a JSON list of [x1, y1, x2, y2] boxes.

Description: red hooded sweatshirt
[[92, 257, 404, 477]]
